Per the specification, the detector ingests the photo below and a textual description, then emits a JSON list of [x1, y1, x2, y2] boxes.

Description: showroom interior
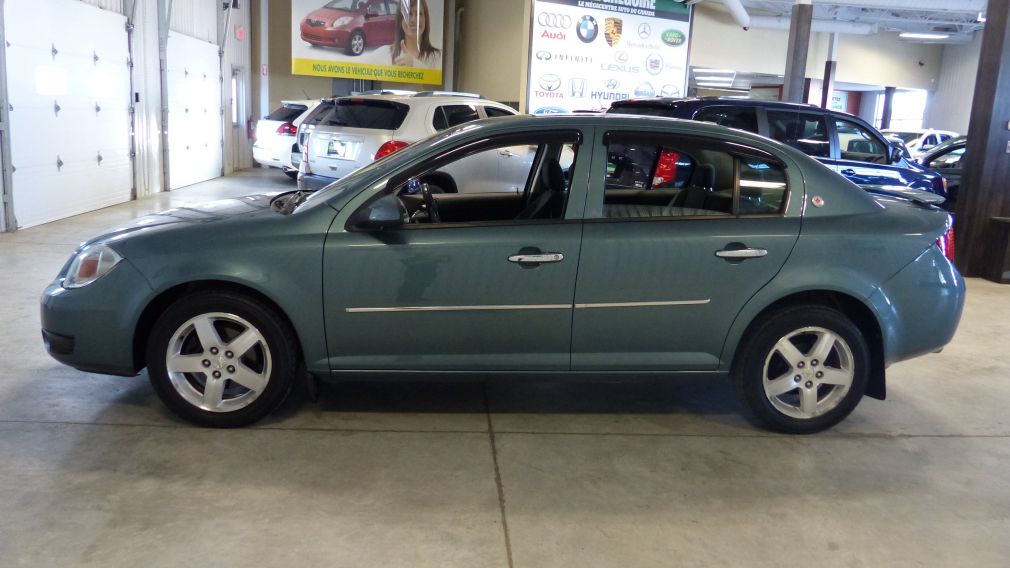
[[1, 0, 1009, 566]]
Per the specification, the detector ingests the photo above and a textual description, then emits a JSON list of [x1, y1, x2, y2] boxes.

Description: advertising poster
[[528, 0, 692, 114], [291, 0, 444, 85]]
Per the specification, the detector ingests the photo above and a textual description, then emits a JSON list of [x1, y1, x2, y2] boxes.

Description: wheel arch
[[132, 280, 306, 375], [727, 290, 886, 400]]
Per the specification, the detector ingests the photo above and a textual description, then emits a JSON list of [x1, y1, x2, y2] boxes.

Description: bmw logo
[[577, 15, 598, 43]]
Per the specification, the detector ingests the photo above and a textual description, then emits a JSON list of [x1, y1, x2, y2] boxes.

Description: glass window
[[316, 99, 409, 130], [387, 137, 579, 225], [367, 0, 390, 14], [926, 146, 965, 170], [694, 106, 759, 133], [765, 111, 830, 158], [483, 106, 516, 118], [923, 134, 938, 147], [443, 105, 481, 127], [739, 159, 788, 214], [264, 104, 306, 122], [835, 119, 887, 164], [432, 107, 449, 131]]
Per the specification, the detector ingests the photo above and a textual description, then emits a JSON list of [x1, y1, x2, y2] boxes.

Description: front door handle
[[508, 252, 564, 266], [715, 246, 768, 261], [840, 168, 857, 176]]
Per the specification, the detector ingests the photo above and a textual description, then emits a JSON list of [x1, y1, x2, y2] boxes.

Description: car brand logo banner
[[527, 0, 692, 113], [605, 18, 623, 47], [290, 0, 445, 85]]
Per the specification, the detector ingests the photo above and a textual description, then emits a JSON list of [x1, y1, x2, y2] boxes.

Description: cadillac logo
[[605, 17, 623, 47]]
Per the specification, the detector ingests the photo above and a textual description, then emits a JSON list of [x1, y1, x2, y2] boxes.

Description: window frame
[[830, 116, 890, 165], [763, 109, 834, 160], [584, 130, 791, 223], [691, 105, 761, 135], [346, 129, 587, 232]]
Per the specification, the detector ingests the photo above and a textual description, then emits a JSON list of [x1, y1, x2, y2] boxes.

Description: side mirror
[[889, 143, 904, 164], [349, 194, 408, 230]]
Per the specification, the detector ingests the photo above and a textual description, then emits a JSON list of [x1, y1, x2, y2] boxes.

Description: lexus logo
[[604, 79, 620, 90], [615, 51, 630, 63], [536, 50, 552, 61], [539, 74, 562, 92], [538, 12, 572, 29]]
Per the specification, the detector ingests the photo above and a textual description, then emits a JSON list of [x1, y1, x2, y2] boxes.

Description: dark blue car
[[608, 98, 946, 197]]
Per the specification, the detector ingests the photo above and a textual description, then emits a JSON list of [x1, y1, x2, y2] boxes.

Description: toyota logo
[[539, 74, 562, 92], [538, 13, 572, 29], [536, 50, 552, 61], [604, 79, 620, 90]]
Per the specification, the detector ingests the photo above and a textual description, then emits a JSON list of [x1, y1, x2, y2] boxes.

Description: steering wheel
[[421, 182, 441, 223]]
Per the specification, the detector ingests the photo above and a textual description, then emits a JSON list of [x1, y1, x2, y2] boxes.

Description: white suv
[[253, 100, 321, 178], [881, 128, 959, 160], [297, 92, 526, 192]]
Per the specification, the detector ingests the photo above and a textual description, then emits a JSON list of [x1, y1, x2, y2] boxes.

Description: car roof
[[612, 96, 822, 112], [280, 99, 317, 107], [324, 93, 509, 107]]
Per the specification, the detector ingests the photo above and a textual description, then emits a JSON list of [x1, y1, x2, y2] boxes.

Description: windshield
[[323, 0, 358, 10]]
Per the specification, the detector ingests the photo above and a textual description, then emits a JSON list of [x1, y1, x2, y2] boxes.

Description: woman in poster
[[386, 0, 441, 69]]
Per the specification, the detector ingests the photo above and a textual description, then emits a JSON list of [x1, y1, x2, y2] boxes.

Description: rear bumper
[[253, 138, 297, 170], [869, 245, 966, 366]]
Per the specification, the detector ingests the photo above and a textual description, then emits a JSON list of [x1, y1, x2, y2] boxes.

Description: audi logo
[[538, 12, 572, 29]]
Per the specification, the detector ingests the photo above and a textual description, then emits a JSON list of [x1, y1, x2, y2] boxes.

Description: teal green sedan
[[41, 115, 965, 433]]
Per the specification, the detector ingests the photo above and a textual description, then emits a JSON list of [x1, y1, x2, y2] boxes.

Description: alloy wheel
[[761, 326, 855, 420]]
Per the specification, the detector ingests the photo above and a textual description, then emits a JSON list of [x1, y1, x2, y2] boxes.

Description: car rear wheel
[[348, 30, 365, 56], [733, 306, 869, 434], [284, 169, 298, 180], [146, 291, 299, 428]]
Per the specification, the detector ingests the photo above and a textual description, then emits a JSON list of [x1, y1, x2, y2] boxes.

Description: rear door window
[[316, 99, 409, 130], [765, 111, 830, 158], [694, 107, 759, 133], [834, 119, 888, 164]]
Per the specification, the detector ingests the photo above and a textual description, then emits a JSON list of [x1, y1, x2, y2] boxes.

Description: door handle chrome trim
[[715, 248, 768, 259], [508, 253, 564, 264]]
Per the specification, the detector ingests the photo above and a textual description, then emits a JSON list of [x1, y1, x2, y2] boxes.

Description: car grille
[[303, 33, 328, 41], [305, 19, 325, 27]]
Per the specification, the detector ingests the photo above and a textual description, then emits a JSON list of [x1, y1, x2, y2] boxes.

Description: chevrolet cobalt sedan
[[41, 115, 965, 433]]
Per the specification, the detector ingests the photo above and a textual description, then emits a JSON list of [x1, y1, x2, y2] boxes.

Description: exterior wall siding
[[924, 34, 982, 134]]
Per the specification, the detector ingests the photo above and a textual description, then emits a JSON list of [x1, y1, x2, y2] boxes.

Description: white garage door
[[167, 32, 222, 189], [4, 0, 132, 228]]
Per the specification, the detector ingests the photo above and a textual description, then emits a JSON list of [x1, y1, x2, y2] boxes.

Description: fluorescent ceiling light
[[899, 32, 950, 40], [697, 82, 736, 88], [694, 76, 735, 82], [693, 68, 736, 75], [978, 12, 986, 23]]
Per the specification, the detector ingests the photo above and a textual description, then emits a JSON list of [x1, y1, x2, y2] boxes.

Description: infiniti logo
[[536, 50, 552, 61], [539, 74, 562, 92], [538, 12, 572, 29]]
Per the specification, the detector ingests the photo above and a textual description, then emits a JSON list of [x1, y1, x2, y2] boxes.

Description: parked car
[[41, 114, 965, 434], [608, 97, 947, 198], [920, 136, 967, 210], [882, 128, 959, 160], [297, 92, 524, 192], [300, 0, 397, 55], [253, 100, 320, 179]]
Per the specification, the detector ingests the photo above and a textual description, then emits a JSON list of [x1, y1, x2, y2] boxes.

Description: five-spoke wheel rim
[[762, 326, 854, 420], [165, 312, 272, 413]]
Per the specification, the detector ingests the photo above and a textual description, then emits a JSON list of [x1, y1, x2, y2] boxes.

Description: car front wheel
[[146, 291, 299, 427], [348, 30, 365, 56], [733, 306, 869, 434]]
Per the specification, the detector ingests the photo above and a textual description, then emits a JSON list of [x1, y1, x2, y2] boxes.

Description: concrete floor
[[1, 168, 1008, 567]]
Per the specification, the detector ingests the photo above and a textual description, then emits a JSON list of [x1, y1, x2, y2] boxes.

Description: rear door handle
[[840, 168, 857, 175], [508, 253, 564, 264], [715, 248, 768, 260]]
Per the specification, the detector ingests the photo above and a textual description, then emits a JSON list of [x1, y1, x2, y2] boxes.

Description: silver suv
[[297, 92, 524, 192]]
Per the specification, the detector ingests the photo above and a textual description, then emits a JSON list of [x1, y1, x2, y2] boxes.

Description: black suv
[[608, 98, 946, 197]]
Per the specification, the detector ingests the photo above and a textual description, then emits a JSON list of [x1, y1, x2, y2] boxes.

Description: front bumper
[[40, 260, 155, 377], [300, 25, 350, 47]]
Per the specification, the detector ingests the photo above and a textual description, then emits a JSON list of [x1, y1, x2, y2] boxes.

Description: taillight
[[653, 150, 680, 186], [375, 140, 409, 160], [936, 224, 955, 262], [276, 122, 297, 136]]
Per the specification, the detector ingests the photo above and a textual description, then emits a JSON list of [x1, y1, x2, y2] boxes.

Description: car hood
[[81, 194, 280, 250], [305, 7, 354, 21]]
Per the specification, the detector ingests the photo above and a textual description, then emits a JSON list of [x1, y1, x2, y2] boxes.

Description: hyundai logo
[[536, 50, 552, 61], [604, 79, 620, 90], [539, 74, 562, 92], [538, 12, 572, 29]]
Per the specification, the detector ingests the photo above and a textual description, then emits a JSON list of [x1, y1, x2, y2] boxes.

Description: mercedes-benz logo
[[638, 23, 651, 38], [538, 13, 572, 29], [539, 74, 562, 92]]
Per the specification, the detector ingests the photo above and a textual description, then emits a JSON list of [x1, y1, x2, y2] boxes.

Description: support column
[[820, 33, 839, 109], [880, 86, 896, 129], [157, 0, 172, 192], [0, 0, 16, 231], [956, 2, 1010, 281], [782, 0, 813, 103]]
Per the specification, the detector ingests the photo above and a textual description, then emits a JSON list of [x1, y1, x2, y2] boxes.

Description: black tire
[[146, 290, 300, 428], [347, 30, 366, 56], [732, 305, 870, 434], [284, 169, 298, 180]]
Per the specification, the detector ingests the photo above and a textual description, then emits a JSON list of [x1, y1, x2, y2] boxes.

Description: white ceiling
[[720, 1, 987, 42]]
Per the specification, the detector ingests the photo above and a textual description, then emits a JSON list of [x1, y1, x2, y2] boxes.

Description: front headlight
[[63, 244, 123, 289], [331, 16, 353, 27]]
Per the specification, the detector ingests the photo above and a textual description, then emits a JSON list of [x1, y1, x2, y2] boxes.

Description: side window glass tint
[[927, 147, 965, 170], [432, 107, 449, 131], [834, 119, 887, 164], [603, 139, 734, 218], [765, 111, 830, 158], [694, 107, 759, 133], [739, 159, 788, 214], [443, 105, 481, 127], [483, 106, 515, 118]]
